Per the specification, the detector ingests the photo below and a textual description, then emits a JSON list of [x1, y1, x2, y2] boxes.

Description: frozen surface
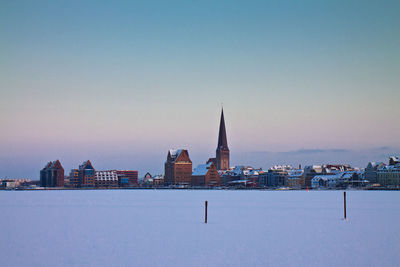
[[1, 190, 400, 267]]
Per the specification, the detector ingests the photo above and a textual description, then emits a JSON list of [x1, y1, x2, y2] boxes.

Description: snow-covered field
[[1, 190, 399, 267]]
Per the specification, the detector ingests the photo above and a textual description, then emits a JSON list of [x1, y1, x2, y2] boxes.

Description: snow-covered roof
[[305, 165, 322, 169], [192, 162, 212, 176], [169, 149, 183, 158], [312, 172, 345, 181], [324, 169, 342, 174], [79, 160, 93, 170], [242, 169, 261, 176], [288, 169, 304, 177], [342, 172, 355, 179], [227, 166, 244, 176], [368, 162, 385, 168], [378, 164, 400, 171], [270, 165, 293, 171], [228, 180, 250, 184], [312, 176, 329, 182]]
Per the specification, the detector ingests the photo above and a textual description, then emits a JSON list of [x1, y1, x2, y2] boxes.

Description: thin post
[[205, 201, 208, 224], [343, 191, 347, 220]]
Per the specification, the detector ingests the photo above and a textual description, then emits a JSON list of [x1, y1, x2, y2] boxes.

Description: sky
[[1, 0, 399, 179]]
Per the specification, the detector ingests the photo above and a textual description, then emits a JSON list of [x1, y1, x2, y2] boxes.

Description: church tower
[[216, 108, 230, 170]]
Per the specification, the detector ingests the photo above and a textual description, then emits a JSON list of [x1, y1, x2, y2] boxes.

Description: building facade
[[1, 180, 17, 189], [40, 160, 64, 187], [377, 157, 400, 188], [264, 165, 292, 187], [286, 169, 304, 188], [377, 166, 400, 188], [365, 162, 385, 184], [191, 162, 221, 187], [69, 169, 79, 187], [164, 149, 192, 185], [303, 165, 323, 187], [116, 170, 138, 186], [95, 170, 118, 187], [77, 160, 95, 187]]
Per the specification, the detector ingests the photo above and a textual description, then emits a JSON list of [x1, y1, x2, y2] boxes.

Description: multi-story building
[[1, 180, 17, 189], [377, 166, 400, 188], [116, 170, 138, 187], [40, 160, 64, 187], [377, 156, 400, 188], [389, 156, 399, 166], [153, 175, 164, 186], [312, 173, 341, 188], [69, 169, 79, 187], [242, 167, 262, 187], [222, 166, 244, 184], [365, 162, 385, 184], [286, 169, 304, 189], [164, 149, 192, 185], [265, 165, 293, 187], [95, 170, 118, 187], [311, 171, 362, 189], [192, 162, 221, 187], [303, 165, 323, 187], [77, 160, 95, 187]]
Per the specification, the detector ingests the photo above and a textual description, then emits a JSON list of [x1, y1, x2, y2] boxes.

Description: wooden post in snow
[[205, 201, 208, 224], [344, 191, 347, 220]]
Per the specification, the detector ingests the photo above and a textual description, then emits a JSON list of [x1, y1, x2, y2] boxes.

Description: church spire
[[216, 108, 229, 170], [217, 108, 229, 150]]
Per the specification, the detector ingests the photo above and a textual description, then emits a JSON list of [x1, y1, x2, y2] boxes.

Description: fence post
[[343, 191, 347, 220], [205, 201, 208, 224]]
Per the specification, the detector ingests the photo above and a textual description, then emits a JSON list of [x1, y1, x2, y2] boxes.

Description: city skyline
[[1, 0, 399, 178]]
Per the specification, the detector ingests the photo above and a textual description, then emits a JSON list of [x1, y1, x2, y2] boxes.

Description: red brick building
[[116, 170, 138, 186], [76, 160, 95, 187], [192, 162, 221, 187], [40, 160, 64, 187], [164, 149, 192, 185]]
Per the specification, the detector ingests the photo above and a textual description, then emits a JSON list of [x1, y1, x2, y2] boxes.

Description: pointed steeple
[[216, 108, 230, 170], [217, 108, 229, 150]]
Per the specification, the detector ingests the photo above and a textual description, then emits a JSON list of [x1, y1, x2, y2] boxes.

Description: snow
[[192, 163, 212, 176], [169, 149, 183, 158], [1, 190, 400, 267], [288, 169, 304, 177]]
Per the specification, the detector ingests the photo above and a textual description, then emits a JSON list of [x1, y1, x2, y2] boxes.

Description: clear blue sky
[[1, 0, 399, 178]]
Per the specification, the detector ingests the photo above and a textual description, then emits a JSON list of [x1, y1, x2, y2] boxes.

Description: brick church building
[[208, 108, 230, 170]]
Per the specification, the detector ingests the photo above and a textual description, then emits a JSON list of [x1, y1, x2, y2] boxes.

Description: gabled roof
[[368, 162, 385, 169], [192, 162, 213, 176], [42, 161, 52, 171], [169, 149, 183, 159], [167, 149, 192, 163], [79, 160, 94, 170], [50, 160, 63, 169], [42, 160, 63, 170]]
